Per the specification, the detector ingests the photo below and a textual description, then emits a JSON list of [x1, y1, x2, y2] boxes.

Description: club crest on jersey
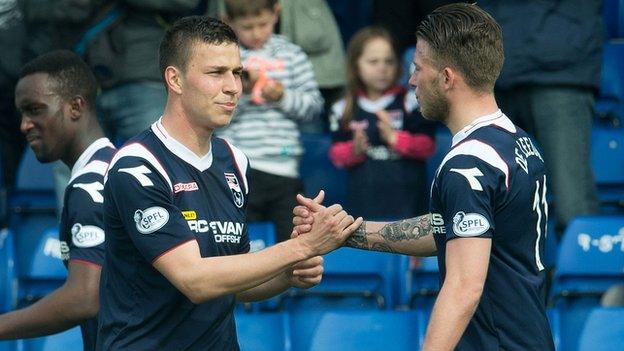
[[134, 206, 169, 234], [452, 211, 490, 237], [224, 172, 244, 208]]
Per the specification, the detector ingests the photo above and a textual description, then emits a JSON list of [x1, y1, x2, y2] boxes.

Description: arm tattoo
[[345, 215, 433, 253]]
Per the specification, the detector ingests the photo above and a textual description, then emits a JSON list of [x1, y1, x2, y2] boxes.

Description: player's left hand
[[287, 255, 324, 289], [262, 79, 284, 102], [376, 110, 398, 146]]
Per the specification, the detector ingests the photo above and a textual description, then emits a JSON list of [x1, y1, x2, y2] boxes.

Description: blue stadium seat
[[401, 46, 415, 85], [235, 311, 290, 351], [299, 133, 347, 208], [550, 216, 624, 351], [595, 40, 624, 126], [290, 309, 420, 351], [0, 341, 18, 351], [603, 0, 624, 38], [408, 256, 440, 348], [284, 248, 407, 310], [0, 229, 16, 313], [578, 307, 624, 351], [22, 327, 82, 351], [591, 125, 624, 209]]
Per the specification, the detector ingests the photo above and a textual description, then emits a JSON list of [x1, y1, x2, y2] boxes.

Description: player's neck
[[63, 121, 106, 169], [161, 108, 213, 157], [446, 92, 499, 135]]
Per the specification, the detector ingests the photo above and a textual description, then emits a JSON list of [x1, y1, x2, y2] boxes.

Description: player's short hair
[[416, 3, 504, 92], [159, 16, 239, 84], [224, 0, 277, 20], [19, 50, 98, 110]]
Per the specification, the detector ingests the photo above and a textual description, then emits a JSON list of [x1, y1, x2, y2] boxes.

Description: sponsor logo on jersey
[[44, 238, 68, 261], [224, 172, 244, 208], [71, 223, 105, 248], [181, 210, 197, 220], [430, 213, 446, 235], [134, 206, 169, 234], [187, 219, 245, 243], [174, 182, 199, 193], [452, 211, 490, 237]]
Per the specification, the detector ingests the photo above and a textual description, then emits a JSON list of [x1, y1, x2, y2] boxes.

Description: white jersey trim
[[222, 139, 249, 194], [69, 160, 109, 184], [70, 138, 114, 183], [436, 139, 510, 189], [104, 143, 173, 192], [151, 119, 214, 172], [452, 110, 516, 146]]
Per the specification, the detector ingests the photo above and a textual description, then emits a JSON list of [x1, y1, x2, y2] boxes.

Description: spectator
[[328, 26, 435, 219], [219, 0, 324, 242], [480, 0, 602, 236]]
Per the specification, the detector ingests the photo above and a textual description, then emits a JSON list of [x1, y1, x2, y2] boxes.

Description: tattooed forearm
[[345, 214, 434, 255], [345, 221, 369, 249]]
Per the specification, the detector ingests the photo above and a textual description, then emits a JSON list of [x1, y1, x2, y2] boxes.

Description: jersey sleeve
[[105, 157, 195, 262], [64, 178, 106, 266], [437, 155, 504, 242]]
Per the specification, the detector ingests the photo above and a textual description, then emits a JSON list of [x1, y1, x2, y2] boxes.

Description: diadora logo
[[134, 206, 170, 234], [187, 219, 245, 243], [430, 213, 446, 235], [224, 173, 244, 208], [174, 182, 199, 193], [452, 211, 490, 237]]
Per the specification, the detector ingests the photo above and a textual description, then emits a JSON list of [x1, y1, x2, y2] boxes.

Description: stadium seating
[[408, 256, 440, 348], [290, 309, 420, 351], [283, 248, 407, 310], [578, 307, 624, 351], [604, 0, 624, 38], [235, 311, 291, 351], [0, 229, 16, 313], [550, 216, 624, 351], [595, 40, 624, 126], [21, 327, 82, 351], [591, 125, 624, 209], [299, 133, 347, 209]]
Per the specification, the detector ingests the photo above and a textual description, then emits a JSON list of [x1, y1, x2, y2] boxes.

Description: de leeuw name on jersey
[[452, 211, 490, 237], [183, 210, 244, 243], [134, 206, 170, 234]]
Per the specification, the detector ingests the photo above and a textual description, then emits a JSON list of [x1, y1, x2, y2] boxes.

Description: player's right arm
[[292, 192, 437, 257], [0, 261, 100, 339], [106, 152, 361, 304]]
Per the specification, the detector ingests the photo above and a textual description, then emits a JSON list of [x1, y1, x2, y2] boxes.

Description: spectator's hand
[[291, 190, 324, 238], [296, 202, 362, 256], [242, 69, 260, 94], [262, 79, 284, 102], [353, 129, 370, 156], [376, 110, 398, 146], [287, 255, 324, 289]]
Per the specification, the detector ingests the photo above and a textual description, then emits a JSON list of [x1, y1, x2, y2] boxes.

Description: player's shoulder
[[105, 133, 172, 191]]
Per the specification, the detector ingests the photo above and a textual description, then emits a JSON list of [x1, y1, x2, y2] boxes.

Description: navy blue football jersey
[[430, 111, 554, 351], [98, 120, 250, 350], [58, 137, 115, 351]]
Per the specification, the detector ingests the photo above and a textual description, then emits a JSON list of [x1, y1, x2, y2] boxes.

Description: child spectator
[[219, 0, 324, 242], [329, 26, 435, 219]]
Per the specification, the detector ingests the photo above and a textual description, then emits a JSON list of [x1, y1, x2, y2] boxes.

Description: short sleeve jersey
[[97, 121, 250, 351], [58, 137, 115, 350], [429, 111, 555, 351]]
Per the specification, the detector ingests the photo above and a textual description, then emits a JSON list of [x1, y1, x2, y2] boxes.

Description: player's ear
[[67, 96, 87, 120], [165, 66, 183, 95], [441, 67, 455, 91]]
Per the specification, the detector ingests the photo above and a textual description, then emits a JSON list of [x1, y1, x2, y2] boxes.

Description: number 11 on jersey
[[532, 175, 548, 271]]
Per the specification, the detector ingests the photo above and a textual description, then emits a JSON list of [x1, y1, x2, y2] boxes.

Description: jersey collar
[[151, 118, 214, 172], [451, 110, 516, 147], [71, 137, 114, 178]]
